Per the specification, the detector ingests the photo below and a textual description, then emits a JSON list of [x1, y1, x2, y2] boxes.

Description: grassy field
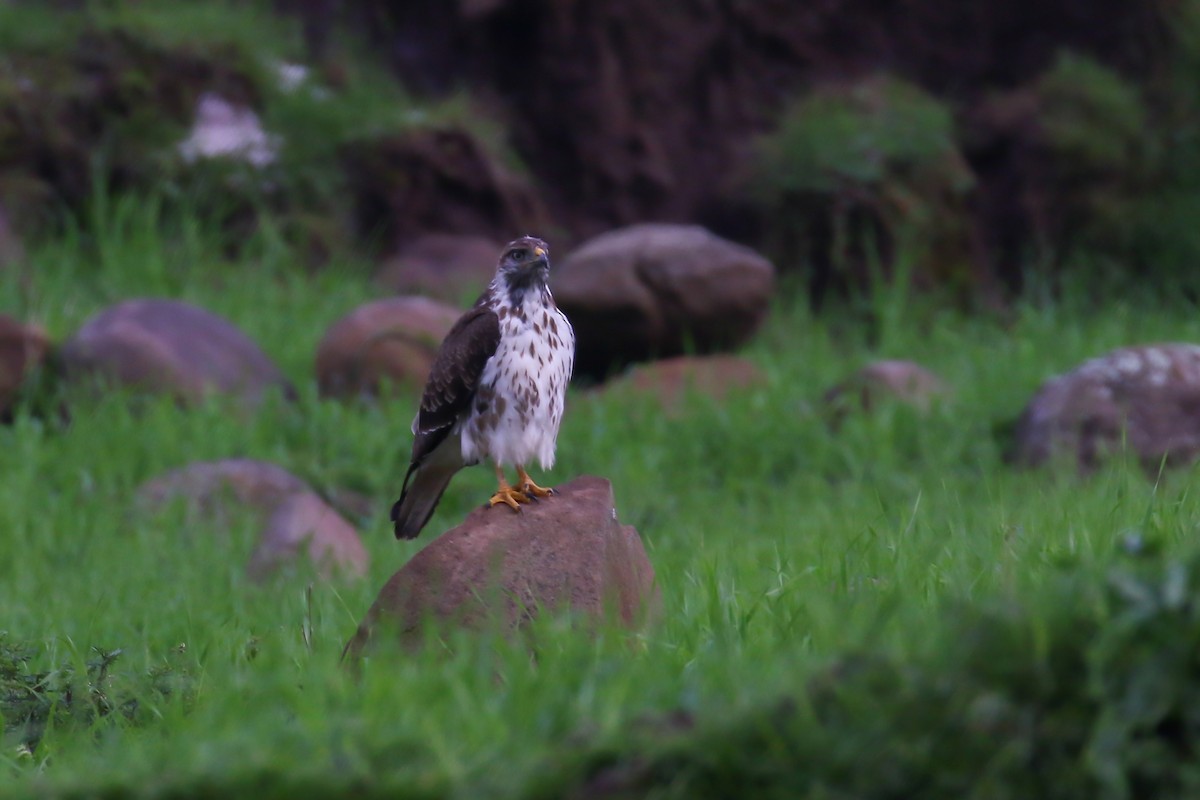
[[4, 201, 1200, 798]]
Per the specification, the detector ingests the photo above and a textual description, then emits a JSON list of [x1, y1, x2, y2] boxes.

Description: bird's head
[[496, 236, 551, 290]]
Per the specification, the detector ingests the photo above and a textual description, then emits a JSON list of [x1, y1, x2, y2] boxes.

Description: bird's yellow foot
[[489, 485, 531, 511], [517, 467, 555, 499]]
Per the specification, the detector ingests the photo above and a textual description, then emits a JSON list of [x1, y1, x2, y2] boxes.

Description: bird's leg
[[489, 464, 531, 511], [517, 465, 555, 499]]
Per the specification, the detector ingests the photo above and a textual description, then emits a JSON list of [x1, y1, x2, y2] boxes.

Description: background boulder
[[137, 458, 369, 580], [1011, 343, 1200, 470], [822, 360, 951, 426], [0, 316, 50, 421], [341, 127, 551, 252], [59, 299, 294, 407], [248, 491, 369, 581], [553, 224, 774, 379], [598, 355, 766, 412], [136, 458, 310, 520], [315, 296, 462, 400], [373, 233, 500, 303]]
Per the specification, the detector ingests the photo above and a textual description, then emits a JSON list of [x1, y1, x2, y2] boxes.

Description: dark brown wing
[[390, 305, 500, 539], [409, 306, 501, 466]]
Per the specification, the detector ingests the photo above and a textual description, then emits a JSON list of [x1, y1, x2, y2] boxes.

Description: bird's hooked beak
[[531, 245, 549, 268]]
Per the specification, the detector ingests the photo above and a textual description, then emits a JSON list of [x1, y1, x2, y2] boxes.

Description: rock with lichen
[[1010, 343, 1200, 470]]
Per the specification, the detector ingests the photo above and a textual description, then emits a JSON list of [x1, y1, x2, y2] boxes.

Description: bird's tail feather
[[391, 460, 461, 540]]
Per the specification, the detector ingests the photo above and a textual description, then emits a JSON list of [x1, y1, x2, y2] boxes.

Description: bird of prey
[[390, 236, 575, 540]]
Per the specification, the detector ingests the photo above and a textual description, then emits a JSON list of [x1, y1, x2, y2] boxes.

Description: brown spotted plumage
[[391, 236, 575, 539]]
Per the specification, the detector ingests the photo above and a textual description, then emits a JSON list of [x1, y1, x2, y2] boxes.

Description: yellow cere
[[534, 246, 546, 258]]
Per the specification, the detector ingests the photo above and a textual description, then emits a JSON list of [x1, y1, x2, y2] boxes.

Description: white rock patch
[[177, 93, 278, 168]]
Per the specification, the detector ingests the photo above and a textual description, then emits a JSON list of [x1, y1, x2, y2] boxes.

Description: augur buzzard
[[390, 236, 575, 539]]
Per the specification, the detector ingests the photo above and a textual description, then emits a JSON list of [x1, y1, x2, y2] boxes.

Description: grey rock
[[138, 458, 370, 582]]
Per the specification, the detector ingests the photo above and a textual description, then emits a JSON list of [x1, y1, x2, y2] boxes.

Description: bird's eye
[[509, 248, 528, 261]]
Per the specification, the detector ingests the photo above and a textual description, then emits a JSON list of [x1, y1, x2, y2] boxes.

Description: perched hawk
[[390, 236, 575, 539]]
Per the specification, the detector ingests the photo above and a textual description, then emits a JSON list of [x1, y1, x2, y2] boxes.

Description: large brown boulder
[[553, 224, 774, 378], [1011, 343, 1200, 470], [373, 233, 500, 303], [136, 458, 369, 580], [0, 316, 50, 421], [59, 299, 294, 406], [315, 296, 462, 400], [344, 475, 656, 658]]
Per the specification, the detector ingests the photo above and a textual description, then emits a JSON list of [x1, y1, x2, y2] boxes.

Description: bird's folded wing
[[408, 306, 502, 466]]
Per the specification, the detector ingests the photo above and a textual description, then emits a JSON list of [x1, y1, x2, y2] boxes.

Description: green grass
[[5, 200, 1200, 797]]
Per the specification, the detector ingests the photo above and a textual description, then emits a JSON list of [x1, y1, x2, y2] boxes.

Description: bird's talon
[[521, 482, 555, 499], [516, 467, 555, 499], [489, 486, 531, 511]]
